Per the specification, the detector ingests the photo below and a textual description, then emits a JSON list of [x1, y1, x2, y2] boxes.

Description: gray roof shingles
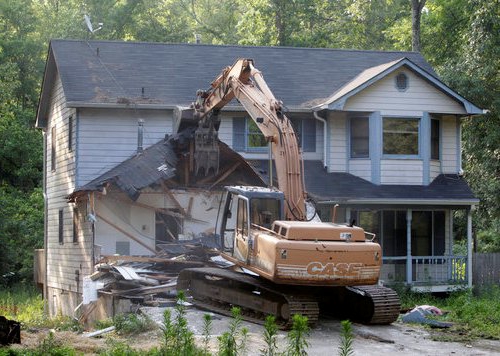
[[47, 39, 436, 109], [250, 160, 477, 205]]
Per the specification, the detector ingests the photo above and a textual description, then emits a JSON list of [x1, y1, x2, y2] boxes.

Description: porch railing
[[382, 255, 467, 285]]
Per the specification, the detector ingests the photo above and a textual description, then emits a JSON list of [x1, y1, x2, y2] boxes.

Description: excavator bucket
[[194, 126, 219, 176], [173, 106, 220, 176]]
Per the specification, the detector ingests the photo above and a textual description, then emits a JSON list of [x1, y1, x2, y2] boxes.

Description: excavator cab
[[218, 186, 284, 260]]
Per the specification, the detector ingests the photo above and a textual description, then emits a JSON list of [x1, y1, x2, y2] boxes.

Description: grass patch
[[396, 285, 500, 340], [113, 313, 157, 335]]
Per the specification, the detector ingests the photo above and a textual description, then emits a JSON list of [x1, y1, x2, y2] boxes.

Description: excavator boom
[[189, 59, 306, 221], [175, 59, 401, 327]]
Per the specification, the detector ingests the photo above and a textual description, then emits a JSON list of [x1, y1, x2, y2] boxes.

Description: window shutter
[[232, 117, 246, 151], [302, 119, 316, 152]]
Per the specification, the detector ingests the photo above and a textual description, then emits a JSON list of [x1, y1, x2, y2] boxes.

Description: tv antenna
[[84, 14, 103, 34]]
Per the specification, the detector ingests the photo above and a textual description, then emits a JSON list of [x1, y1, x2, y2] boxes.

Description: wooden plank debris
[[84, 235, 221, 309]]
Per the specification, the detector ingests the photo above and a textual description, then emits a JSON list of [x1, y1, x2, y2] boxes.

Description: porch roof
[[251, 160, 479, 207]]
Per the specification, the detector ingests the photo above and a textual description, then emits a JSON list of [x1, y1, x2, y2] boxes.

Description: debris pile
[[85, 238, 220, 306], [401, 305, 453, 328]]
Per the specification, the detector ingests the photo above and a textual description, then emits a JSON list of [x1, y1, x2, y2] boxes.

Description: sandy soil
[[5, 306, 500, 355]]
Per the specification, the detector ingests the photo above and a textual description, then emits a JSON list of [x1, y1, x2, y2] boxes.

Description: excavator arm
[[190, 59, 306, 221]]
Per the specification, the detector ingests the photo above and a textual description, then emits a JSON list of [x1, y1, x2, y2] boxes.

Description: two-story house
[[36, 40, 482, 317]]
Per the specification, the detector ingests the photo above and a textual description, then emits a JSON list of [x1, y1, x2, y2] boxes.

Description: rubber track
[[178, 267, 319, 328], [347, 285, 401, 324]]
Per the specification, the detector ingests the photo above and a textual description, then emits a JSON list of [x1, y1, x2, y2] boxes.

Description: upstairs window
[[51, 126, 56, 171], [383, 118, 419, 156], [247, 119, 267, 151], [233, 117, 316, 153], [68, 116, 73, 152], [350, 117, 369, 158], [58, 209, 64, 244], [431, 119, 440, 160]]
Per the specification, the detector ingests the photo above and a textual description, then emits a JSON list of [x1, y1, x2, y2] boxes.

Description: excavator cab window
[[250, 198, 281, 229]]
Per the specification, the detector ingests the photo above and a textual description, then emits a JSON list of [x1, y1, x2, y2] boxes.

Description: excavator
[[176, 59, 400, 327]]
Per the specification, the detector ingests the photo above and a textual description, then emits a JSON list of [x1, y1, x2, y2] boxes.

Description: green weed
[[217, 307, 248, 356], [161, 291, 206, 356], [285, 314, 310, 356], [338, 320, 354, 356], [260, 315, 279, 356]]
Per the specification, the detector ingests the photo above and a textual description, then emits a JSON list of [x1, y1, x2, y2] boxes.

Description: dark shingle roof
[[69, 129, 265, 200], [251, 160, 478, 206], [38, 40, 435, 121]]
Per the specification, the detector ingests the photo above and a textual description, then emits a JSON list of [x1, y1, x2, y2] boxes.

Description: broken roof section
[[68, 128, 266, 201]]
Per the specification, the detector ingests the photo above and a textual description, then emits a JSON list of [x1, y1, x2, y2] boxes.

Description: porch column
[[467, 208, 473, 288], [406, 209, 412, 285]]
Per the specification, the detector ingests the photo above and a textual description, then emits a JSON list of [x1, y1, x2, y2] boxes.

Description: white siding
[[344, 70, 466, 116], [381, 159, 423, 185], [441, 115, 459, 174], [328, 113, 347, 172], [430, 160, 441, 182], [218, 115, 233, 148], [45, 74, 93, 316], [349, 159, 371, 181], [77, 108, 172, 186]]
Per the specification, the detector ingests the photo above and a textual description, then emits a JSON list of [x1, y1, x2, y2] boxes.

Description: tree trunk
[[411, 0, 426, 52]]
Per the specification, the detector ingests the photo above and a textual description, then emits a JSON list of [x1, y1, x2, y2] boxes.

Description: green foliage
[[161, 291, 206, 356], [217, 307, 248, 356], [338, 320, 354, 356], [113, 313, 156, 335], [0, 284, 46, 327], [397, 287, 500, 340], [0, 186, 44, 282], [260, 315, 279, 356], [285, 314, 310, 356], [202, 313, 213, 351]]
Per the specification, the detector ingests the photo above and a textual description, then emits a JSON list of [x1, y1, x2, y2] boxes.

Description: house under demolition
[[35, 40, 483, 318]]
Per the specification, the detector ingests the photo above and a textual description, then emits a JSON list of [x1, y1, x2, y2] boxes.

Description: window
[[350, 210, 445, 258], [233, 117, 316, 152], [395, 73, 409, 91], [51, 126, 56, 171], [350, 117, 369, 158], [290, 118, 316, 152], [383, 118, 419, 155], [73, 208, 79, 243], [237, 198, 248, 236], [247, 119, 267, 150], [431, 119, 440, 160], [58, 209, 64, 244], [68, 116, 73, 152]]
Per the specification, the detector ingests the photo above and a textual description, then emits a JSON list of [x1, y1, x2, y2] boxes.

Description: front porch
[[381, 255, 468, 292], [319, 204, 474, 291]]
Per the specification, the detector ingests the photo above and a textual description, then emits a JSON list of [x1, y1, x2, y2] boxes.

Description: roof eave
[[35, 43, 57, 129], [66, 102, 313, 113], [318, 198, 479, 206]]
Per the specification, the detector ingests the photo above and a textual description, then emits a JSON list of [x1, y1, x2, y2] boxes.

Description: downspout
[[42, 129, 49, 314], [313, 110, 327, 169]]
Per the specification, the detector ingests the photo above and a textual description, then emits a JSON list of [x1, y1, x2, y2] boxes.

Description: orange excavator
[[176, 59, 400, 327]]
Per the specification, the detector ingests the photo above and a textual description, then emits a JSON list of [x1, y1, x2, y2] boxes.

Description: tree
[[411, 0, 426, 51]]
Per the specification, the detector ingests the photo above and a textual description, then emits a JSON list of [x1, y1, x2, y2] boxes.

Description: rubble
[[80, 237, 221, 323]]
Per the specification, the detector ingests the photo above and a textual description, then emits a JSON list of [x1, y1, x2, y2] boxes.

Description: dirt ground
[[6, 305, 500, 355]]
